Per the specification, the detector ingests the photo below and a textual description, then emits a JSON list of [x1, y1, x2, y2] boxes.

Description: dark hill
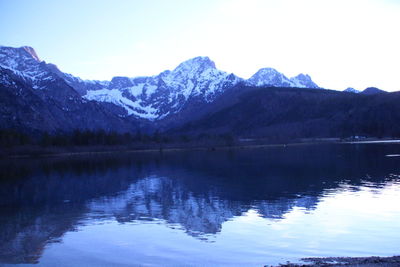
[[360, 87, 387, 95], [169, 86, 400, 140]]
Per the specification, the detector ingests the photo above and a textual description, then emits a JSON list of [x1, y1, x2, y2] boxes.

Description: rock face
[[0, 45, 323, 129]]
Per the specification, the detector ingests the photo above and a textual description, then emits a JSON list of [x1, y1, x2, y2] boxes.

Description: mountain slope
[[171, 86, 400, 139], [0, 65, 143, 134], [360, 87, 387, 95]]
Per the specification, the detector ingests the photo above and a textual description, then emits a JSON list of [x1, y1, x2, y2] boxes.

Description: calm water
[[0, 144, 399, 266]]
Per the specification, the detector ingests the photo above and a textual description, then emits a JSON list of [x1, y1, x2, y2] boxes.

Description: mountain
[[345, 87, 388, 95], [344, 87, 360, 93], [246, 68, 319, 89], [82, 56, 243, 120], [171, 85, 400, 139], [0, 46, 146, 133], [1, 46, 323, 122], [0, 46, 56, 90], [2, 45, 398, 139], [48, 56, 244, 120], [290, 73, 320, 89], [360, 87, 387, 95]]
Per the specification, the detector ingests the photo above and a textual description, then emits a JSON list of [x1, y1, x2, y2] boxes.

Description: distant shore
[[272, 255, 400, 267], [2, 138, 400, 159], [3, 139, 400, 159], [0, 142, 312, 159]]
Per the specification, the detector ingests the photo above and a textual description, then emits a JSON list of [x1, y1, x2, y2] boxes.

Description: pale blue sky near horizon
[[1, 0, 400, 91]]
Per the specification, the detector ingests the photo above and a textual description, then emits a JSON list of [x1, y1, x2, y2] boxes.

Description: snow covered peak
[[173, 56, 216, 74], [296, 73, 311, 79], [164, 56, 242, 100], [0, 46, 41, 64], [290, 73, 319, 89], [0, 45, 57, 89], [247, 68, 292, 87], [246, 67, 321, 89], [21, 46, 41, 62], [0, 46, 41, 70], [251, 68, 280, 76]]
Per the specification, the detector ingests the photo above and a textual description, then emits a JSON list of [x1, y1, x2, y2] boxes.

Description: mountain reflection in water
[[0, 144, 399, 265]]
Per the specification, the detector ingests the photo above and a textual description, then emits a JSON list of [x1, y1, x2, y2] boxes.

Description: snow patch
[[83, 89, 158, 119]]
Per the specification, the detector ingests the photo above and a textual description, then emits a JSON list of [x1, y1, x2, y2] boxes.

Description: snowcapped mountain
[[82, 56, 243, 120], [0, 45, 322, 124], [0, 46, 145, 133], [79, 60, 320, 120], [247, 68, 292, 87], [246, 68, 319, 89], [290, 73, 319, 89], [0, 46, 60, 90]]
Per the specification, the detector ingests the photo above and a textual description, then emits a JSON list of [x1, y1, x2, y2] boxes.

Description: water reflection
[[0, 144, 399, 265]]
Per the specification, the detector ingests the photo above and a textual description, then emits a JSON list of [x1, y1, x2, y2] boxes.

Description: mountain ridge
[[1, 45, 397, 139], [0, 45, 322, 121]]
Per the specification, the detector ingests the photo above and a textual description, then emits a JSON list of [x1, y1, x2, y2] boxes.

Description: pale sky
[[1, 0, 399, 91]]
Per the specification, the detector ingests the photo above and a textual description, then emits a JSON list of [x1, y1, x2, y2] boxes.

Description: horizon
[[1, 0, 400, 92]]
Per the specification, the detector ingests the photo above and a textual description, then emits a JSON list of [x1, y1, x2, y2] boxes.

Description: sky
[[1, 0, 399, 91]]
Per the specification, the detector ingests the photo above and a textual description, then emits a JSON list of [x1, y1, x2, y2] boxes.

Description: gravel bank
[[270, 256, 400, 267]]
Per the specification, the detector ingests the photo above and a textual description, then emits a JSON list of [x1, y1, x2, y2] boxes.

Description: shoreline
[[272, 255, 400, 266], [2, 142, 309, 159], [2, 139, 400, 159]]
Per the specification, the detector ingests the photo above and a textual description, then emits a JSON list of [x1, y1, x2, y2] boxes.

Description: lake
[[0, 143, 399, 266]]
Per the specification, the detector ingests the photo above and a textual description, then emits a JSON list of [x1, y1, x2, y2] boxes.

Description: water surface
[[0, 144, 399, 266]]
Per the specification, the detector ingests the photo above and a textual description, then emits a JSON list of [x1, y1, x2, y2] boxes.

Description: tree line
[[0, 129, 236, 148]]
